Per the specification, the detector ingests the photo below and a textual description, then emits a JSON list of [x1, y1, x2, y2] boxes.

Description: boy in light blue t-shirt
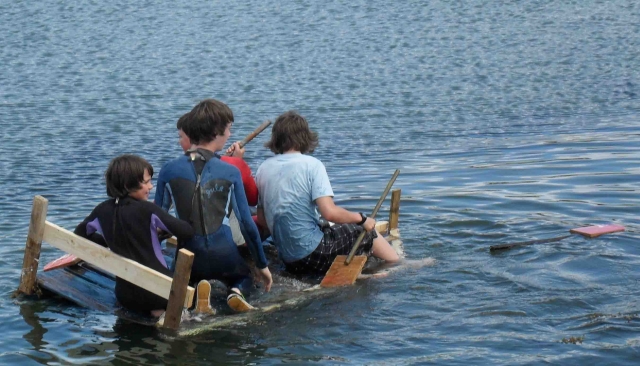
[[256, 111, 399, 275]]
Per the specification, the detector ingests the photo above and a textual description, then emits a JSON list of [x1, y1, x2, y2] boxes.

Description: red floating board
[[43, 254, 81, 272], [569, 224, 625, 238]]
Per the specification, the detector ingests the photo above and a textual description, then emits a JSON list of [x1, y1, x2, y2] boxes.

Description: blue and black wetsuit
[[154, 148, 267, 295], [74, 197, 194, 313]]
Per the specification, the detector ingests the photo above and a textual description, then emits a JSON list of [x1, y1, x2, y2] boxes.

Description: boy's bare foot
[[195, 280, 216, 315]]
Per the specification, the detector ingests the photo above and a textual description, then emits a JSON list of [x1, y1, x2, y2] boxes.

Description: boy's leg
[[371, 231, 400, 262]]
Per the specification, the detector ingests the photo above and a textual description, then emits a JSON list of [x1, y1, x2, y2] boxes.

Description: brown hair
[[265, 111, 318, 154], [185, 99, 234, 144], [105, 155, 153, 198]]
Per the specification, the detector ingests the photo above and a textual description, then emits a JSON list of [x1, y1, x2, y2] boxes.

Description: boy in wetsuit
[[155, 99, 272, 313], [176, 113, 269, 242], [75, 155, 195, 318]]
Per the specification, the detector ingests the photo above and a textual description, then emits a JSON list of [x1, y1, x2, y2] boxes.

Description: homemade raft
[[17, 190, 403, 335]]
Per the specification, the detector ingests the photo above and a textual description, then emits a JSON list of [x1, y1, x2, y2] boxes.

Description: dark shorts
[[285, 224, 377, 275]]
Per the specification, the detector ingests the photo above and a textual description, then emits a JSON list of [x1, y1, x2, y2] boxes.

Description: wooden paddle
[[320, 169, 400, 288], [489, 224, 625, 252], [43, 120, 273, 272], [225, 119, 271, 156]]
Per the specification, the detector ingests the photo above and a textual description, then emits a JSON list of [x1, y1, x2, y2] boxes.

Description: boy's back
[[155, 149, 267, 283], [256, 153, 333, 262]]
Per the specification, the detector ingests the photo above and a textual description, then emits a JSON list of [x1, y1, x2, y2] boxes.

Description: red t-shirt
[[220, 156, 258, 206]]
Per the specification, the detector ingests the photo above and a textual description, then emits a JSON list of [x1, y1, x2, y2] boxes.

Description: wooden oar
[[489, 224, 625, 252], [225, 120, 271, 156], [320, 169, 400, 288], [44, 120, 273, 272]]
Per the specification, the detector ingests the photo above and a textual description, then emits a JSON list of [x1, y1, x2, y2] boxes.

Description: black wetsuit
[[74, 196, 194, 313]]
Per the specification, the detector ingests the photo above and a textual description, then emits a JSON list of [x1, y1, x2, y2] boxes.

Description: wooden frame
[[18, 195, 195, 330]]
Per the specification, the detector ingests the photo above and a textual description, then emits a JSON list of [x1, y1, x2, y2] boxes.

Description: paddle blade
[[320, 255, 367, 288], [43, 254, 81, 272], [569, 224, 625, 238]]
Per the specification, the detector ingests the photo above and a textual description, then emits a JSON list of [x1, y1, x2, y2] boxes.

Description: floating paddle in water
[[489, 224, 625, 252], [320, 169, 400, 288]]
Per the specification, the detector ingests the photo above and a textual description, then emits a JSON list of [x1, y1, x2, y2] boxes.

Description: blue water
[[1, 0, 639, 364]]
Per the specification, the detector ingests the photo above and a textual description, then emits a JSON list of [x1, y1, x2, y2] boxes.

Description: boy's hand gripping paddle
[[320, 169, 400, 288], [225, 120, 272, 156]]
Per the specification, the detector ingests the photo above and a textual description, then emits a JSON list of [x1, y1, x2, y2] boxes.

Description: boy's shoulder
[[157, 155, 191, 177]]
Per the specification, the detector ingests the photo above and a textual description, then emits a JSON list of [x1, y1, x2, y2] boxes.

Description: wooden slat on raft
[[19, 196, 48, 295], [42, 221, 194, 309]]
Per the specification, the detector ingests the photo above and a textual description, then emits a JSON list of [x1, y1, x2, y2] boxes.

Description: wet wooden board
[[43, 254, 81, 271], [38, 265, 116, 312]]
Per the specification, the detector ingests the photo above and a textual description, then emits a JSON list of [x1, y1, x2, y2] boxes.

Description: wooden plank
[[375, 220, 389, 235], [389, 189, 401, 230], [19, 196, 49, 295], [42, 221, 194, 308], [320, 255, 367, 287], [38, 269, 116, 312], [43, 253, 81, 271], [163, 249, 194, 330], [166, 236, 178, 247]]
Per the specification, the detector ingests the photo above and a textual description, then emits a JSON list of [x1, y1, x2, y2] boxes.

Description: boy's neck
[[193, 140, 223, 153]]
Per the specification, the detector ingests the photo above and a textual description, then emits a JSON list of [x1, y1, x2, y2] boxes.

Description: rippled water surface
[[1, 0, 639, 364]]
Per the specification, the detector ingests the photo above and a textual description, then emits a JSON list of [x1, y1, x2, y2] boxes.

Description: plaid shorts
[[285, 223, 377, 275]]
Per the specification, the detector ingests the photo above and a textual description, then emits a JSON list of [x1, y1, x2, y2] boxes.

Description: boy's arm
[[74, 207, 108, 247], [239, 160, 259, 206], [256, 206, 269, 235], [232, 173, 268, 269], [149, 203, 194, 240], [154, 168, 173, 211]]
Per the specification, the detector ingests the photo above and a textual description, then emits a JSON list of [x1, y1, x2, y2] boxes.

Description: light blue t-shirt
[[256, 153, 334, 262]]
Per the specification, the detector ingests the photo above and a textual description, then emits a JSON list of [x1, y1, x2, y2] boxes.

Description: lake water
[[1, 0, 639, 364]]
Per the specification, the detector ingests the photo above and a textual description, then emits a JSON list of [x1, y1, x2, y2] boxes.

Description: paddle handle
[[489, 234, 572, 252], [345, 169, 400, 265], [226, 120, 272, 156]]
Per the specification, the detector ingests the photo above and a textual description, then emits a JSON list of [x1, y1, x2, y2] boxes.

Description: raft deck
[[20, 189, 403, 333]]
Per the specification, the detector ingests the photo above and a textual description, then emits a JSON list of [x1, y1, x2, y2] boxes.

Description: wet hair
[[265, 111, 318, 154], [185, 99, 234, 144], [105, 154, 153, 198]]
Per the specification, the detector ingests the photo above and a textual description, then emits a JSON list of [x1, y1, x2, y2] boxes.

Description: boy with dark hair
[[75, 155, 194, 318], [156, 99, 272, 313], [256, 111, 400, 275]]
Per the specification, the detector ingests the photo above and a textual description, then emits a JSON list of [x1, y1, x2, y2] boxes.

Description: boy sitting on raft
[[176, 113, 269, 242], [155, 99, 272, 314], [75, 155, 194, 318], [256, 111, 400, 275]]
